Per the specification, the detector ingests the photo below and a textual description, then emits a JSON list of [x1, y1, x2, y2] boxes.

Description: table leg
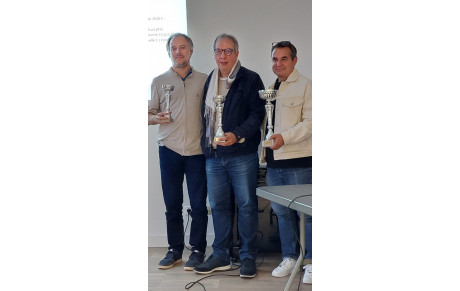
[[284, 212, 305, 291]]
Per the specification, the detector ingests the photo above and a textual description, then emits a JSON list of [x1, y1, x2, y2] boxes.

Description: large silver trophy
[[161, 85, 175, 122], [259, 89, 278, 147], [213, 95, 226, 142]]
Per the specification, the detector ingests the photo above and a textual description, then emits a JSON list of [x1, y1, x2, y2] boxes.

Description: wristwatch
[[232, 132, 245, 143]]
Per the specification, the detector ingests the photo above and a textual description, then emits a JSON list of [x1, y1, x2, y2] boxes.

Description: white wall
[[148, 0, 312, 247], [148, 126, 168, 246], [187, 0, 312, 86]]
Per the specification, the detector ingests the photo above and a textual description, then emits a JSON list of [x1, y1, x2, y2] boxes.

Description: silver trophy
[[259, 89, 278, 147], [213, 95, 226, 142], [161, 85, 175, 122]]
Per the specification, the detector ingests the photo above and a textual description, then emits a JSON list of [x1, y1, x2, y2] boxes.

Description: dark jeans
[[159, 146, 208, 253]]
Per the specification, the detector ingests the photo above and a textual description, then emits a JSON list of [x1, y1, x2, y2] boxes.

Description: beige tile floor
[[148, 247, 312, 291]]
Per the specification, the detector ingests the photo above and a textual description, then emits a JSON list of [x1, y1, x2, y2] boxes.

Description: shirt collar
[[182, 68, 193, 81]]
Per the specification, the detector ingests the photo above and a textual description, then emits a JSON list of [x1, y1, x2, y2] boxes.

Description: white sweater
[[260, 68, 312, 163]]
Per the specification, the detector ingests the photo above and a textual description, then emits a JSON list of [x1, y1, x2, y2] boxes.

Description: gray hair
[[213, 33, 239, 53], [166, 33, 194, 57]]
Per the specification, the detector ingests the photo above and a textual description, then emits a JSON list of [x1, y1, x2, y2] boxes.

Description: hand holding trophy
[[161, 85, 175, 122], [213, 95, 226, 142], [258, 89, 278, 147]]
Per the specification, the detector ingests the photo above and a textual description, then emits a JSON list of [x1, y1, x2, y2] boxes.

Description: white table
[[256, 184, 312, 291]]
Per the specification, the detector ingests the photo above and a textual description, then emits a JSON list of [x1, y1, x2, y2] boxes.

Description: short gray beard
[[174, 61, 189, 69]]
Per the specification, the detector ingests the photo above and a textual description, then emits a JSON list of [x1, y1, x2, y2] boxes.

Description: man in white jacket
[[260, 41, 312, 284]]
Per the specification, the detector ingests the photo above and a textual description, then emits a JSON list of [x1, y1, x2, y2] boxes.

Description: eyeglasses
[[214, 48, 234, 56]]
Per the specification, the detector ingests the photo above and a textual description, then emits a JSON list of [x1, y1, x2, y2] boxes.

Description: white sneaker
[[271, 257, 297, 277], [302, 264, 312, 284]]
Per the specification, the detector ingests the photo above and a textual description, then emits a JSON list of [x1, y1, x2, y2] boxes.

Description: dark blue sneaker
[[184, 250, 205, 271], [158, 249, 182, 270], [194, 254, 231, 274], [240, 258, 256, 278]]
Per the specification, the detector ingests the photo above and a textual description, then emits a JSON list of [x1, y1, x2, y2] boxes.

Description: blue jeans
[[206, 153, 259, 262], [266, 167, 312, 259], [159, 146, 208, 254]]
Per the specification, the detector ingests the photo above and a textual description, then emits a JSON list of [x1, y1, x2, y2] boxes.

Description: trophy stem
[[258, 89, 278, 148], [265, 101, 274, 140], [165, 92, 173, 121], [215, 103, 224, 140], [161, 85, 175, 122], [213, 95, 226, 142]]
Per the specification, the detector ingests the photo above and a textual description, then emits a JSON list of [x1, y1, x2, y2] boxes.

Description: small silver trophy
[[259, 89, 278, 147], [213, 95, 226, 142], [161, 85, 175, 122]]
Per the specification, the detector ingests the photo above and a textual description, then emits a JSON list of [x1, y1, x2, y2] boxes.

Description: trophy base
[[262, 139, 274, 147], [163, 113, 172, 122]]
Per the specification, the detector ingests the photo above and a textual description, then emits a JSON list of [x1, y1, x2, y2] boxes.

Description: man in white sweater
[[260, 41, 312, 284]]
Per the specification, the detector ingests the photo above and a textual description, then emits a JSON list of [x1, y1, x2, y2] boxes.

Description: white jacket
[[260, 68, 312, 163]]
